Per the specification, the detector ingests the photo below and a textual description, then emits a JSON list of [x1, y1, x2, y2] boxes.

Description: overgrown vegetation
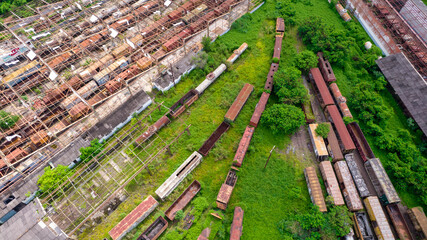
[[294, 50, 318, 74], [315, 123, 330, 138], [0, 0, 28, 16], [37, 165, 74, 193], [273, 67, 307, 104], [0, 110, 20, 129], [80, 138, 104, 163]]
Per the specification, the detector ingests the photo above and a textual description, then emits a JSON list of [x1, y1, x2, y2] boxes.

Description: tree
[[274, 67, 307, 105], [37, 165, 72, 193], [191, 51, 209, 69], [201, 36, 211, 52], [294, 50, 318, 74], [315, 123, 330, 138], [175, 210, 184, 220], [80, 138, 104, 163], [262, 104, 305, 134], [0, 110, 20, 129]]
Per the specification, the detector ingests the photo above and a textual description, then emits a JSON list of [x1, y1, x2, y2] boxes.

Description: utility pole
[[264, 145, 275, 170]]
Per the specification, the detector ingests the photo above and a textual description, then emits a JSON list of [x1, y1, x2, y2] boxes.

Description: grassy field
[[78, 0, 425, 238]]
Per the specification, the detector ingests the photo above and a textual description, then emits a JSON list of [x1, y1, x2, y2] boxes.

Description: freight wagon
[[233, 126, 254, 167], [165, 180, 201, 220], [353, 212, 375, 240], [309, 68, 335, 108], [155, 151, 202, 200], [216, 170, 238, 210], [364, 196, 395, 240], [344, 153, 370, 198], [230, 207, 244, 240], [249, 92, 269, 127], [182, 4, 208, 23], [329, 83, 353, 119], [325, 105, 355, 153], [79, 54, 114, 80], [93, 57, 129, 86], [319, 161, 345, 206], [60, 80, 98, 109], [386, 203, 412, 240], [304, 166, 327, 212], [135, 115, 171, 145], [2, 61, 42, 89], [224, 83, 254, 122], [138, 216, 168, 240], [334, 161, 363, 211], [347, 122, 375, 162], [276, 18, 285, 33], [308, 124, 329, 161], [365, 158, 400, 205], [195, 63, 227, 94], [317, 52, 336, 82], [408, 207, 427, 239], [169, 89, 199, 118], [198, 121, 230, 156], [325, 122, 344, 162], [273, 36, 283, 60], [227, 43, 249, 64]]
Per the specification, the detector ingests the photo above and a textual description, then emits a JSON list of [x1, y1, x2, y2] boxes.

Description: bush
[[294, 50, 318, 74], [175, 210, 184, 220], [0, 110, 20, 129], [37, 165, 72, 193], [272, 57, 279, 63], [315, 123, 330, 138], [202, 36, 211, 52], [262, 104, 305, 135], [231, 14, 252, 33], [80, 139, 104, 163], [274, 67, 307, 105], [191, 51, 209, 69]]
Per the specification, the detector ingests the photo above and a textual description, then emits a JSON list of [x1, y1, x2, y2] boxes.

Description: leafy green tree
[[294, 50, 318, 74], [80, 138, 104, 163], [175, 210, 184, 220], [274, 67, 307, 105], [275, 0, 296, 25], [37, 165, 72, 193], [262, 104, 305, 134], [0, 110, 20, 129], [201, 36, 211, 52], [315, 123, 330, 138]]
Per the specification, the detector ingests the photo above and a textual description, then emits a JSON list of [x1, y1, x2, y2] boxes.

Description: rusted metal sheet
[[365, 158, 400, 205], [326, 105, 356, 152], [347, 122, 374, 162], [136, 57, 153, 71], [317, 52, 336, 83], [227, 43, 248, 63], [233, 126, 254, 167], [5, 148, 28, 164], [109, 195, 158, 240], [198, 121, 230, 156], [165, 180, 201, 221], [30, 130, 50, 147], [386, 204, 413, 240], [170, 89, 199, 118], [304, 167, 327, 212], [309, 68, 334, 107], [276, 18, 285, 32], [409, 207, 427, 239], [354, 212, 375, 240], [334, 161, 363, 211], [319, 161, 345, 206], [308, 124, 329, 159], [216, 170, 238, 210], [230, 206, 244, 240], [135, 116, 170, 145], [344, 153, 370, 198], [69, 102, 91, 121], [197, 227, 210, 240], [364, 196, 395, 240], [224, 83, 254, 122], [138, 216, 168, 240], [249, 92, 270, 127], [326, 122, 344, 162], [273, 36, 283, 60], [329, 82, 353, 118]]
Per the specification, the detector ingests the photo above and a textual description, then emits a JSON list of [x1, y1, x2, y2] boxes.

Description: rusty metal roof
[[326, 105, 355, 151], [250, 92, 270, 127], [225, 83, 254, 122], [326, 122, 344, 161], [233, 126, 254, 167], [304, 167, 327, 212], [109, 195, 158, 240], [334, 161, 363, 211], [308, 124, 329, 157], [310, 68, 334, 106], [319, 161, 345, 206], [230, 207, 244, 240]]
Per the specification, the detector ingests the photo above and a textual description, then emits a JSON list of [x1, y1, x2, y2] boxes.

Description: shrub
[[202, 36, 212, 52], [231, 14, 252, 33], [37, 165, 72, 193], [175, 210, 184, 220], [274, 67, 307, 105], [272, 57, 279, 63], [191, 51, 209, 69], [315, 123, 330, 138], [0, 110, 20, 129], [294, 50, 318, 74], [80, 139, 104, 163], [262, 104, 305, 135]]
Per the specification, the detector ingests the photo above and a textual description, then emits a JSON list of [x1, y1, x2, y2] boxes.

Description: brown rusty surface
[[317, 52, 336, 82], [386, 204, 412, 240], [250, 92, 270, 127], [165, 180, 201, 221], [326, 122, 344, 162], [319, 161, 345, 206], [135, 116, 170, 145], [197, 227, 211, 240], [198, 121, 230, 156], [233, 126, 254, 167], [326, 105, 355, 152], [347, 122, 375, 162], [304, 167, 327, 212], [224, 83, 254, 122], [334, 161, 363, 211], [276, 18, 285, 32], [109, 195, 158, 240], [216, 170, 237, 210], [139, 216, 168, 240], [230, 207, 244, 240], [310, 68, 334, 106], [273, 36, 283, 60]]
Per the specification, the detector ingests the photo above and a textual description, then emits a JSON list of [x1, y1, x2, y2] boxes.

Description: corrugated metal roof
[[319, 161, 345, 206], [334, 161, 363, 211], [326, 105, 355, 151], [365, 158, 400, 204], [364, 196, 395, 240], [326, 122, 344, 161], [304, 167, 327, 212], [310, 68, 334, 106], [308, 124, 329, 157], [224, 83, 254, 122]]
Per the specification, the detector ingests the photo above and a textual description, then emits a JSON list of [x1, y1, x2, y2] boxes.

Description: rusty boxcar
[[230, 206, 244, 240], [329, 82, 353, 119], [304, 166, 327, 212], [344, 153, 370, 198], [325, 122, 344, 162], [224, 83, 254, 123], [364, 196, 395, 240], [317, 52, 336, 82], [365, 158, 400, 205], [135, 115, 171, 145], [325, 105, 356, 153], [347, 122, 375, 162], [249, 92, 270, 127], [216, 170, 238, 210], [309, 68, 335, 108], [138, 216, 168, 240], [169, 89, 199, 118], [386, 203, 412, 240], [198, 121, 230, 156], [319, 161, 345, 206], [334, 160, 363, 211], [233, 126, 254, 167], [165, 180, 201, 220]]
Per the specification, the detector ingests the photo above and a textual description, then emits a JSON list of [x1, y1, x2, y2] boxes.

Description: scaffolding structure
[[0, 0, 253, 237], [0, 0, 250, 192], [370, 0, 427, 78]]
